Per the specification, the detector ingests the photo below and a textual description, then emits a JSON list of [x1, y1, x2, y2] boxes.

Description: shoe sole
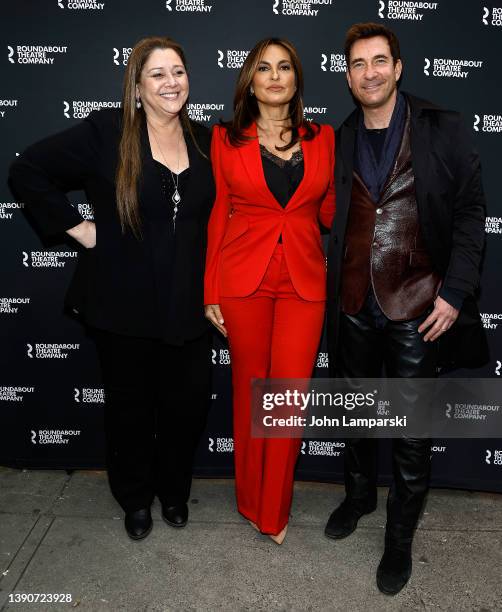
[[376, 581, 405, 596], [126, 522, 153, 541], [324, 506, 377, 540], [162, 515, 187, 529]]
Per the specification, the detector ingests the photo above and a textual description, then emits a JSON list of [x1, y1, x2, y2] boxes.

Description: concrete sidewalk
[[0, 467, 501, 611]]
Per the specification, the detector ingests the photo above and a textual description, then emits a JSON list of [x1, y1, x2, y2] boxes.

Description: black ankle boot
[[124, 507, 153, 540], [376, 542, 412, 595], [162, 503, 188, 528], [324, 497, 377, 539]]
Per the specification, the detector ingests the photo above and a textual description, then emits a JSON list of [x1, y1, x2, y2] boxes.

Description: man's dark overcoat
[[326, 92, 489, 372]]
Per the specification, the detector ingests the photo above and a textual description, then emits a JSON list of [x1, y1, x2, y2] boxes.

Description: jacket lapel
[[333, 111, 357, 233], [181, 123, 201, 206], [340, 109, 358, 179], [238, 123, 279, 207], [139, 118, 163, 201], [286, 125, 319, 210], [408, 94, 431, 217]]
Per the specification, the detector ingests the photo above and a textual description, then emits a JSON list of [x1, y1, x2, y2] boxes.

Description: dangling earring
[[249, 86, 254, 96], [136, 98, 142, 109]]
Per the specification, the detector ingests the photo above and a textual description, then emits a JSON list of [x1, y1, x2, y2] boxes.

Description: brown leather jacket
[[340, 111, 441, 320]]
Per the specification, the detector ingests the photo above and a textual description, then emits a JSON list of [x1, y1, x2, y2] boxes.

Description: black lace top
[[260, 144, 304, 208]]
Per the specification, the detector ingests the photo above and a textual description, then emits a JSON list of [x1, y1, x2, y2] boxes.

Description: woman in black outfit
[[9, 37, 215, 540]]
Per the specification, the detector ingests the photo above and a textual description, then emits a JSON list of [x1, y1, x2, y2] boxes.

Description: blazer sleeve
[[442, 114, 486, 297], [8, 112, 103, 237], [318, 124, 336, 230], [204, 125, 232, 304]]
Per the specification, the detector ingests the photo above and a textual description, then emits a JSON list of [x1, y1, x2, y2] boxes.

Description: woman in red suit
[[205, 38, 335, 544]]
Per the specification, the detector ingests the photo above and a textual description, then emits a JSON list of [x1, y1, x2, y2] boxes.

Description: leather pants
[[338, 289, 437, 543]]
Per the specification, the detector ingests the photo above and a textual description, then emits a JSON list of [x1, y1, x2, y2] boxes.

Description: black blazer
[[326, 92, 489, 371], [9, 109, 215, 344]]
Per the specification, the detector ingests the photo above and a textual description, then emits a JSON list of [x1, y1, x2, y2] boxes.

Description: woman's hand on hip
[[205, 304, 227, 337], [66, 220, 96, 249]]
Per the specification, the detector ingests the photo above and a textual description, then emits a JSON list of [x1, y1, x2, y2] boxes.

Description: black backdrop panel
[[1, 1, 501, 492]]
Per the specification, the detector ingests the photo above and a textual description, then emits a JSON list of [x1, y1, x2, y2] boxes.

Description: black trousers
[[92, 328, 211, 513], [338, 290, 437, 543]]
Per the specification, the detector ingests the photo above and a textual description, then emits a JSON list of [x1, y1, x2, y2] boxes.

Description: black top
[[260, 145, 304, 208], [8, 109, 215, 345], [151, 161, 192, 339], [155, 160, 191, 225], [366, 128, 387, 164]]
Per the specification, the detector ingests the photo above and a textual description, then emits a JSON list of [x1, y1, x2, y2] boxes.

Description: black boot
[[325, 497, 377, 539], [162, 503, 189, 528], [376, 538, 412, 595], [325, 434, 379, 540], [124, 507, 153, 540], [376, 436, 430, 593]]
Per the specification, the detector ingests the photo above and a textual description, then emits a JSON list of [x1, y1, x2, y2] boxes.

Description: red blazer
[[204, 122, 336, 303]]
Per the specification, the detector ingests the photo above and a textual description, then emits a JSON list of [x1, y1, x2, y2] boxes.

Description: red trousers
[[220, 244, 325, 535]]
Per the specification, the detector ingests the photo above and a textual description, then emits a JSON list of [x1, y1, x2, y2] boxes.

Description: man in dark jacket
[[325, 22, 488, 595]]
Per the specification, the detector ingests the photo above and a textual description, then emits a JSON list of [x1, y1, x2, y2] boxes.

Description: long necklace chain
[[149, 123, 182, 230]]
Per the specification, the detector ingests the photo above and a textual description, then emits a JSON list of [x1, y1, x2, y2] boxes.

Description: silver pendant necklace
[[150, 122, 183, 230], [170, 164, 181, 230]]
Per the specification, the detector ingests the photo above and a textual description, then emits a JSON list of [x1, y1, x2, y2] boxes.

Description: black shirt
[[366, 128, 387, 164], [260, 145, 304, 208], [153, 161, 192, 340]]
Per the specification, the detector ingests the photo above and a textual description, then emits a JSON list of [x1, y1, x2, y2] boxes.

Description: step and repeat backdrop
[[1, 1, 501, 491]]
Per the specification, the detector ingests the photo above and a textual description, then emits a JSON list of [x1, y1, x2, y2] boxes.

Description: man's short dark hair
[[344, 22, 401, 67]]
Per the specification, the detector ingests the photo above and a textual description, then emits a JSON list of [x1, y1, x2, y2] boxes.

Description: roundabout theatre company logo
[[321, 53, 346, 72], [217, 50, 249, 69], [211, 349, 231, 365], [208, 437, 234, 453], [74, 387, 105, 403], [301, 440, 344, 456], [485, 449, 502, 465], [378, 1, 438, 21], [304, 106, 327, 122], [0, 297, 30, 314], [75, 203, 94, 220], [0, 201, 23, 221], [316, 352, 329, 367], [187, 103, 224, 123], [483, 6, 502, 26], [64, 100, 121, 119], [272, 0, 333, 17], [481, 313, 502, 331], [22, 249, 77, 268], [474, 114, 502, 133], [57, 0, 105, 8], [27, 343, 80, 359], [423, 57, 483, 79], [31, 429, 81, 445], [113, 48, 131, 66], [7, 45, 67, 65], [165, 0, 213, 12], [0, 99, 18, 119], [0, 386, 35, 402], [485, 216, 502, 235]]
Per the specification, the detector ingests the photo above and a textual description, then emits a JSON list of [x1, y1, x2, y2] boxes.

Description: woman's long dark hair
[[222, 37, 318, 150]]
